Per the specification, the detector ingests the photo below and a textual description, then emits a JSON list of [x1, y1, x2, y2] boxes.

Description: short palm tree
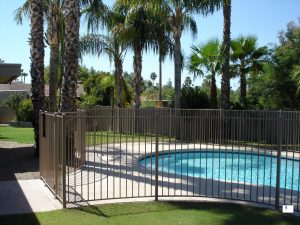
[[220, 0, 231, 109], [29, 0, 45, 155], [231, 35, 268, 107], [188, 39, 221, 109]]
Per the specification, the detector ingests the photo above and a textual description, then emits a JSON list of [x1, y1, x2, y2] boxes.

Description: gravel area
[[0, 141, 39, 181]]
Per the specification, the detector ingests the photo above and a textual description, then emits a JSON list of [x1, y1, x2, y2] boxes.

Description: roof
[[0, 64, 21, 84], [0, 82, 85, 97], [0, 82, 31, 94]]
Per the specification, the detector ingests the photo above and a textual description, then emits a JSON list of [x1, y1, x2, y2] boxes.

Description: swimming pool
[[139, 151, 300, 191]]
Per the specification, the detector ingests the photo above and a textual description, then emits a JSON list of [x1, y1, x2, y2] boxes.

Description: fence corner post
[[155, 112, 159, 201], [275, 110, 282, 210], [62, 113, 67, 208]]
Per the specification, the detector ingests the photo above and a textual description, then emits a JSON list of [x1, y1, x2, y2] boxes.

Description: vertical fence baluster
[[275, 111, 282, 210]]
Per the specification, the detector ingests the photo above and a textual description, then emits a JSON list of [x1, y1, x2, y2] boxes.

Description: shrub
[[181, 86, 210, 109], [18, 99, 33, 122], [4, 93, 24, 121]]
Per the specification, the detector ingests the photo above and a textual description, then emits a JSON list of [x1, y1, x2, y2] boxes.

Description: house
[[0, 64, 22, 123]]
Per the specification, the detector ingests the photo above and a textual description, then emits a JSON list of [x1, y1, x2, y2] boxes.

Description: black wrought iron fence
[[40, 108, 300, 211]]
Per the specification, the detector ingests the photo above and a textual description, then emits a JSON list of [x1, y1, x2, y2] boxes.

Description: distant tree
[[150, 72, 157, 85], [184, 76, 193, 87], [0, 58, 4, 63], [21, 69, 28, 83]]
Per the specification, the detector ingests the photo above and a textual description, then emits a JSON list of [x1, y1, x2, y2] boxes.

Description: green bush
[[18, 99, 33, 122], [181, 86, 210, 109], [4, 93, 24, 121]]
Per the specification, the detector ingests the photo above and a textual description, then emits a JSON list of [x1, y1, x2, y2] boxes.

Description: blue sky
[[0, 0, 300, 89]]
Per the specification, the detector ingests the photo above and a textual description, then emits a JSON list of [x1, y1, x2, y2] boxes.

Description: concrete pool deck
[[61, 142, 299, 211], [0, 179, 62, 215]]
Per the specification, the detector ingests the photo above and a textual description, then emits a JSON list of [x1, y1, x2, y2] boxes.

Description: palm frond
[[14, 1, 30, 25]]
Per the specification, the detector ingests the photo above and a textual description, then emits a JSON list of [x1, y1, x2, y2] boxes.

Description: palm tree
[[81, 5, 127, 107], [160, 0, 221, 108], [231, 35, 268, 107], [29, 0, 45, 155], [153, 18, 173, 106], [60, 0, 80, 112], [16, 0, 105, 111], [47, 1, 63, 111], [114, 2, 157, 108], [119, 0, 221, 108], [16, 0, 64, 112], [220, 0, 231, 109], [188, 39, 221, 109], [80, 34, 127, 107], [150, 72, 157, 85]]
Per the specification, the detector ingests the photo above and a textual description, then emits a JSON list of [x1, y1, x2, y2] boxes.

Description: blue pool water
[[139, 151, 300, 191]]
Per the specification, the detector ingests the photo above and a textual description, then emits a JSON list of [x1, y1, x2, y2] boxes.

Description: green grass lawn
[[0, 126, 34, 144], [0, 202, 299, 225]]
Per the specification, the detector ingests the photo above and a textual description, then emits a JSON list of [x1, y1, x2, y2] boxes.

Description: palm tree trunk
[[49, 44, 59, 112], [48, 2, 59, 112], [133, 46, 142, 108], [60, 0, 79, 112], [57, 39, 64, 108], [61, 0, 79, 167], [221, 0, 231, 110], [211, 73, 217, 109], [29, 0, 45, 156], [240, 65, 247, 108], [115, 56, 123, 108], [159, 55, 162, 106], [174, 35, 182, 109]]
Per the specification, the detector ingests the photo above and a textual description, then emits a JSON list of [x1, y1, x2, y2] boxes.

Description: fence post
[[275, 110, 282, 210], [155, 112, 159, 201], [62, 113, 67, 208]]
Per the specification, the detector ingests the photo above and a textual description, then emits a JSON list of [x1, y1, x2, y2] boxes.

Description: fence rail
[[40, 107, 300, 211]]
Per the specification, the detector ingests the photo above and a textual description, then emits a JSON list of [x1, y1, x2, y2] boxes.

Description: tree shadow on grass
[[159, 201, 300, 225]]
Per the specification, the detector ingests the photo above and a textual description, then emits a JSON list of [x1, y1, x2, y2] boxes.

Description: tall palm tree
[[188, 39, 221, 109], [220, 0, 231, 109], [118, 0, 221, 108], [47, 1, 63, 111], [29, 0, 45, 155], [16, 0, 105, 111], [163, 0, 221, 108], [81, 5, 127, 107], [114, 2, 157, 108], [16, 0, 64, 112], [60, 0, 80, 112], [231, 35, 268, 107], [152, 16, 173, 105]]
